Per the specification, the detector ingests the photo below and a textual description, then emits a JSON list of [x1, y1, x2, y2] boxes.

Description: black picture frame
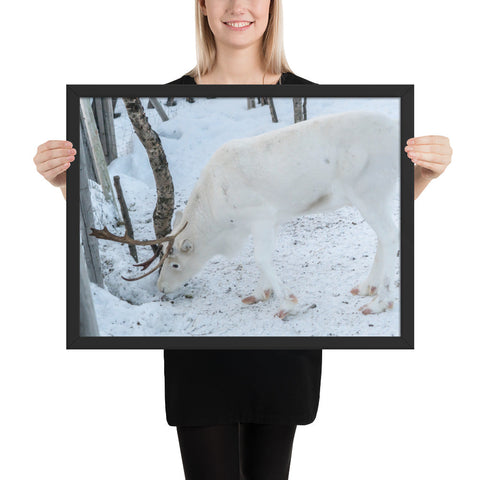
[[67, 84, 414, 350]]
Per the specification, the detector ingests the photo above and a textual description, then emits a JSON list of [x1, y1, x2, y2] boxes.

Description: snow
[[87, 96, 401, 337]]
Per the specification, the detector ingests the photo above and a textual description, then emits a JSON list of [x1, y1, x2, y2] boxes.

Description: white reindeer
[[92, 110, 400, 319]]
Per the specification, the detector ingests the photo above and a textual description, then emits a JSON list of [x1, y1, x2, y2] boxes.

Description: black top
[[167, 71, 315, 85], [164, 71, 322, 426]]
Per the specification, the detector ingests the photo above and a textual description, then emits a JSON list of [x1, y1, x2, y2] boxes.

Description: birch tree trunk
[[292, 97, 308, 123], [267, 97, 278, 123], [122, 97, 174, 239], [148, 97, 169, 121], [113, 175, 138, 262], [293, 97, 304, 123]]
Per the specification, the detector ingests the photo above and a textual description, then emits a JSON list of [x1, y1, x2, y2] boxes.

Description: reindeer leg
[[243, 222, 299, 320], [241, 273, 273, 305], [358, 221, 397, 315], [351, 243, 384, 296], [242, 223, 276, 305], [241, 270, 274, 305], [347, 188, 399, 314]]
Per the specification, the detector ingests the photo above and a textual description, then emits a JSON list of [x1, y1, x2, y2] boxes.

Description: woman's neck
[[195, 43, 281, 85]]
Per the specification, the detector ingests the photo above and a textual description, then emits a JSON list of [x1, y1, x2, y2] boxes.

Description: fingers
[[44, 162, 71, 183], [34, 141, 76, 164], [39, 148, 76, 161], [404, 144, 452, 155], [406, 135, 450, 146], [34, 147, 76, 165], [34, 141, 76, 170], [34, 139, 76, 188], [405, 150, 450, 164], [35, 149, 75, 168], [404, 135, 452, 181], [37, 140, 73, 153], [37, 155, 75, 174]]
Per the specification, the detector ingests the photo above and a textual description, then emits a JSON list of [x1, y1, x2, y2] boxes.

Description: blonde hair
[[185, 0, 292, 79]]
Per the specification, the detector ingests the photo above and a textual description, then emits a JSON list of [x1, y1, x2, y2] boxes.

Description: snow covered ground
[[87, 96, 401, 337]]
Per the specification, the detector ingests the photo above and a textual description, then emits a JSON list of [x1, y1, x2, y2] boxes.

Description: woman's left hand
[[405, 135, 453, 180]]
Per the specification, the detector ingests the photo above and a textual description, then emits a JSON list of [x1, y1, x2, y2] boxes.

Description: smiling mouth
[[223, 21, 254, 30]]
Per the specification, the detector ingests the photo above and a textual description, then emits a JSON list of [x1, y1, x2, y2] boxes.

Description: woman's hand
[[405, 135, 452, 199], [33, 140, 76, 199], [405, 135, 452, 180]]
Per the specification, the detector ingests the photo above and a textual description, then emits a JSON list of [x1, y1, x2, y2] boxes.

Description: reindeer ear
[[173, 210, 183, 229], [180, 239, 193, 253]]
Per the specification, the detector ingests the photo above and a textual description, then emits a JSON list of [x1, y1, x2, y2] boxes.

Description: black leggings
[[176, 423, 297, 480]]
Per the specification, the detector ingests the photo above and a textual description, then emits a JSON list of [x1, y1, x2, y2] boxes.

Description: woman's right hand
[[33, 140, 76, 189]]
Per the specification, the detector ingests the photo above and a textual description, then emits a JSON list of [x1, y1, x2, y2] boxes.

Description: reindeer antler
[[89, 222, 188, 281], [132, 250, 162, 271]]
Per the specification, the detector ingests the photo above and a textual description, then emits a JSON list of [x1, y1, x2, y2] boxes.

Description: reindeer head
[[156, 211, 207, 293], [89, 210, 209, 294], [89, 217, 188, 285]]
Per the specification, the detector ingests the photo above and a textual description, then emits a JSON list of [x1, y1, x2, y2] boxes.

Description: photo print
[[67, 84, 414, 349]]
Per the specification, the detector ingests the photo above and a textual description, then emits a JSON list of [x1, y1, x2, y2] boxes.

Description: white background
[[1, 1, 478, 479]]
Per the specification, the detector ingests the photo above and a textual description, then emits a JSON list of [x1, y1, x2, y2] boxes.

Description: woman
[[33, 1, 452, 479]]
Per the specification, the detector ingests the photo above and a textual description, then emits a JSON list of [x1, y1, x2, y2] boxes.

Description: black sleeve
[[280, 72, 317, 85], [167, 75, 196, 85]]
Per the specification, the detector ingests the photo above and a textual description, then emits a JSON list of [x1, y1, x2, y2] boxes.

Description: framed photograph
[[67, 84, 414, 349]]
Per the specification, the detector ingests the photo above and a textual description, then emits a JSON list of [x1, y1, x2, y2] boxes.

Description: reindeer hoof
[[242, 289, 273, 305], [352, 284, 377, 296], [359, 298, 395, 314], [275, 309, 289, 320]]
